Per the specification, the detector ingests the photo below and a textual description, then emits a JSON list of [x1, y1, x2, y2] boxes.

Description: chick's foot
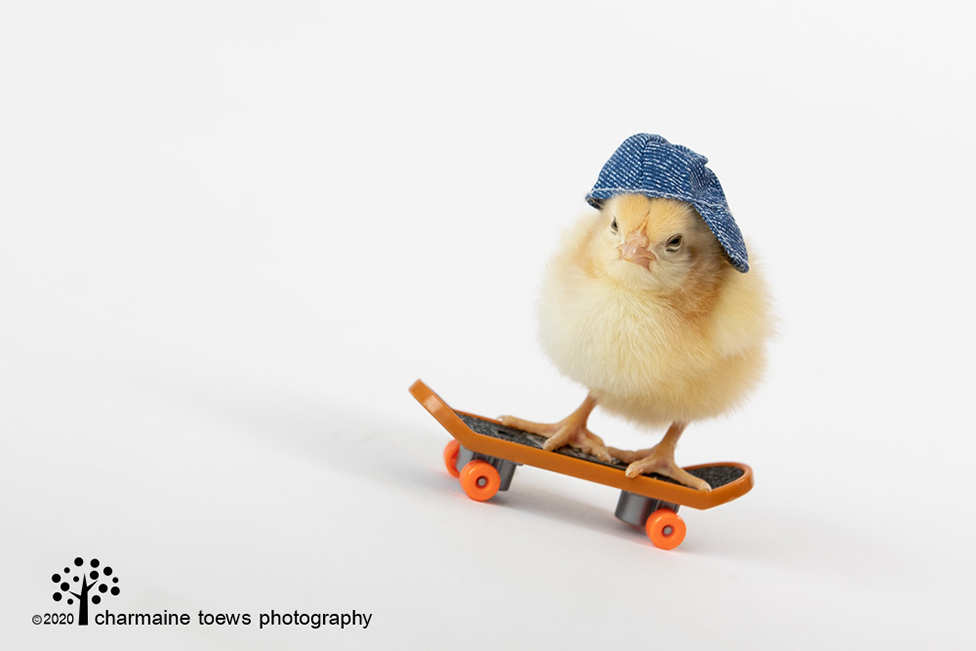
[[500, 414, 612, 462], [499, 394, 611, 462], [607, 443, 711, 492]]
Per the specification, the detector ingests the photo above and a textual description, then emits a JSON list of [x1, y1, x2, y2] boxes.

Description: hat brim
[[693, 202, 749, 273]]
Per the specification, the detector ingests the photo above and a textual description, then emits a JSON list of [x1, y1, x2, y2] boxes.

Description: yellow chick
[[501, 146, 770, 491]]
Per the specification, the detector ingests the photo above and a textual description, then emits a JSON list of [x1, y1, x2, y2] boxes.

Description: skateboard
[[410, 380, 754, 550]]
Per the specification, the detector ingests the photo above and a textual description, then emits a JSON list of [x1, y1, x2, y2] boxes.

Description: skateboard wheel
[[645, 508, 686, 550], [443, 440, 461, 478], [459, 460, 501, 502]]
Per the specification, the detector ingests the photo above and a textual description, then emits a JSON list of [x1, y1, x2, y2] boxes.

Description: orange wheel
[[443, 440, 461, 478], [459, 460, 501, 502], [645, 508, 686, 550]]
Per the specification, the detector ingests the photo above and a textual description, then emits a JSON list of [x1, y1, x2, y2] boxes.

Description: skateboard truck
[[413, 380, 753, 550], [453, 443, 518, 493], [614, 491, 680, 527]]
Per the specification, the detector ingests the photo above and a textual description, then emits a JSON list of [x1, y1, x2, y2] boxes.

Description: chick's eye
[[610, 218, 618, 233], [665, 234, 683, 252]]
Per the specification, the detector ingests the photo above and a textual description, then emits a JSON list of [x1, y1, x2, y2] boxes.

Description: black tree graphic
[[51, 557, 121, 625]]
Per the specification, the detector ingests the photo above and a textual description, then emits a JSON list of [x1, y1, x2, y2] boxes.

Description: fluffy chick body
[[538, 194, 770, 432]]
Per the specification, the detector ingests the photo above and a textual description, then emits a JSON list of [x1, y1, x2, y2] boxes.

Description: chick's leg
[[607, 421, 711, 491], [499, 394, 612, 462]]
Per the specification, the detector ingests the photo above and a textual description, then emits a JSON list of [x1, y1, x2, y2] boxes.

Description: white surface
[[2, 1, 974, 649]]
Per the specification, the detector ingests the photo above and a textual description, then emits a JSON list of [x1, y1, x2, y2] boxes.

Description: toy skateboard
[[410, 380, 754, 550]]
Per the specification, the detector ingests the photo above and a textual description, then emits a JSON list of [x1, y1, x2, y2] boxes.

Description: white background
[[2, 1, 974, 649]]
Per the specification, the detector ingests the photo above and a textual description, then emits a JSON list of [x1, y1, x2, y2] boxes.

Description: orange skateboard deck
[[410, 379, 754, 549]]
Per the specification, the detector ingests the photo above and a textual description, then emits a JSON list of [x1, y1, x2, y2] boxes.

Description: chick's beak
[[618, 229, 655, 269]]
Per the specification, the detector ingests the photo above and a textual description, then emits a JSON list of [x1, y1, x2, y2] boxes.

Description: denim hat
[[586, 134, 749, 273]]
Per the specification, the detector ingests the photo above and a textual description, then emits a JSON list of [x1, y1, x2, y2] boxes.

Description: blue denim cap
[[586, 134, 749, 273]]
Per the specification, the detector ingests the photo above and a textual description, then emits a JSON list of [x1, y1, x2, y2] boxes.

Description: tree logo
[[51, 557, 121, 625]]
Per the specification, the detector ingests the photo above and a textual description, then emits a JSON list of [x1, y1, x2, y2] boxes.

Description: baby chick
[[501, 136, 770, 491]]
